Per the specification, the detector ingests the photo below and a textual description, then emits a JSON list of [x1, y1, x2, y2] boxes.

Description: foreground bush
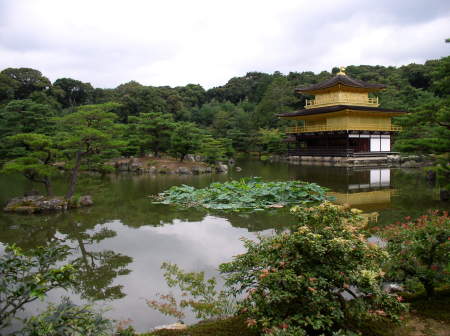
[[0, 244, 75, 330], [220, 202, 406, 335], [19, 297, 113, 336], [153, 178, 328, 211], [379, 210, 450, 298]]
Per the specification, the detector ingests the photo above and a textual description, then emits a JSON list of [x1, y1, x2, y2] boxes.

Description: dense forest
[[0, 56, 449, 187]]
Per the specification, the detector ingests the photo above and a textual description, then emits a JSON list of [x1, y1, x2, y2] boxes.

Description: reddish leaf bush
[[379, 210, 450, 298]]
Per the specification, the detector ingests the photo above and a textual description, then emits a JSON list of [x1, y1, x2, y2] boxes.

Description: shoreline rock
[[153, 323, 187, 331], [271, 154, 435, 168], [4, 194, 94, 214], [215, 162, 229, 173], [111, 157, 229, 175]]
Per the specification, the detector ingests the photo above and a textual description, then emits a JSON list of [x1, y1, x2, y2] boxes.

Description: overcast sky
[[1, 0, 449, 89]]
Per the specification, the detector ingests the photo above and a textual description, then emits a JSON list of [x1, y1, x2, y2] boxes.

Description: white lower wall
[[381, 138, 390, 151], [370, 137, 381, 151], [370, 135, 390, 152]]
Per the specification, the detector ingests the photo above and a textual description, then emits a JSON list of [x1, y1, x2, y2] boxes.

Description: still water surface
[[0, 160, 448, 332]]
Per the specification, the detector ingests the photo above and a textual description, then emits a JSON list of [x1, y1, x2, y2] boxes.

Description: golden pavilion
[[277, 67, 407, 157]]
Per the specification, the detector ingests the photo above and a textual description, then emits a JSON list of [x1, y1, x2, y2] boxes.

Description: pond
[[0, 159, 448, 332]]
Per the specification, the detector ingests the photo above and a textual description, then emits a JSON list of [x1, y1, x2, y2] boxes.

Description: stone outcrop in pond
[[4, 195, 93, 214], [275, 154, 435, 168], [215, 162, 228, 173], [112, 157, 231, 175]]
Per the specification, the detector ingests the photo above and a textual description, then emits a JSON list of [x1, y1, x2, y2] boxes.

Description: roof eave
[[276, 105, 408, 118]]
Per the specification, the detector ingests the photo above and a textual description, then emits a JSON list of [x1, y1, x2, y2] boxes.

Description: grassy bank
[[143, 289, 450, 336], [142, 316, 258, 336]]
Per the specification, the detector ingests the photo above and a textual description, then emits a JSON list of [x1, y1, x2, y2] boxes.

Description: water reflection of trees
[[221, 209, 295, 233], [59, 222, 132, 301], [0, 213, 133, 302], [0, 212, 63, 248]]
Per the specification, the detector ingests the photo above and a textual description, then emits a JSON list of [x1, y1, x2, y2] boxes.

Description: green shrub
[[68, 193, 82, 207], [260, 154, 270, 162], [116, 324, 136, 336], [0, 244, 75, 330], [19, 297, 113, 336], [199, 136, 233, 164], [220, 202, 406, 335]]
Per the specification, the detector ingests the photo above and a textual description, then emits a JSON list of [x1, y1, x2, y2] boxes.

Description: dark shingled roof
[[277, 105, 407, 118], [296, 75, 386, 93]]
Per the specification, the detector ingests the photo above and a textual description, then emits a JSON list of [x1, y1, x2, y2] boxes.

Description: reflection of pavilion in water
[[328, 168, 394, 211], [288, 166, 394, 211]]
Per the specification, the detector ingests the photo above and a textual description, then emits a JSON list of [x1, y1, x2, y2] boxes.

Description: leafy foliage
[[1, 68, 51, 99], [113, 82, 168, 122], [169, 122, 203, 161], [0, 244, 75, 330], [256, 128, 286, 155], [1, 133, 58, 195], [53, 77, 94, 108], [219, 202, 407, 335], [0, 99, 56, 140], [55, 102, 123, 198], [147, 262, 236, 321], [128, 112, 175, 157], [19, 297, 113, 336], [378, 210, 450, 298], [435, 155, 450, 192], [0, 72, 19, 103], [394, 97, 450, 154], [153, 178, 328, 211], [116, 325, 137, 336], [199, 135, 233, 164], [253, 75, 298, 128]]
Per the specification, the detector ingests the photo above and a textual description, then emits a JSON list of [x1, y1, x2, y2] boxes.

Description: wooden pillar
[[346, 133, 350, 157]]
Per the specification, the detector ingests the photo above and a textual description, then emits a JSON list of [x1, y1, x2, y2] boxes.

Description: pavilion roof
[[296, 74, 386, 93], [277, 105, 407, 118]]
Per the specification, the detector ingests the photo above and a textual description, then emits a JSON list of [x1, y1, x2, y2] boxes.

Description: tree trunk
[[422, 278, 435, 298], [139, 146, 145, 158], [154, 141, 160, 158], [65, 151, 83, 199], [77, 237, 92, 272], [423, 281, 435, 299], [440, 189, 449, 201], [27, 175, 52, 197], [44, 178, 53, 197]]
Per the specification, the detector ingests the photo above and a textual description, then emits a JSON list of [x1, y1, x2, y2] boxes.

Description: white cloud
[[0, 0, 449, 88]]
